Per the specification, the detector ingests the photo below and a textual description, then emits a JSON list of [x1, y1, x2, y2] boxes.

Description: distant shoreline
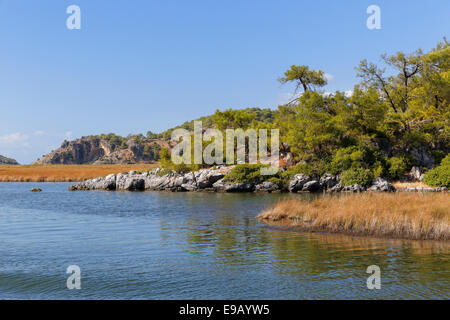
[[1, 164, 445, 194], [0, 164, 157, 182]]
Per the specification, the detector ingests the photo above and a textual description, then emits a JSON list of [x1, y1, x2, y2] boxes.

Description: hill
[[33, 108, 275, 165], [33, 134, 168, 165], [0, 155, 19, 165]]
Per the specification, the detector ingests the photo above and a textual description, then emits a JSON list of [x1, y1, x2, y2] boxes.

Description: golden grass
[[0, 164, 157, 182], [393, 181, 431, 189], [258, 193, 450, 241]]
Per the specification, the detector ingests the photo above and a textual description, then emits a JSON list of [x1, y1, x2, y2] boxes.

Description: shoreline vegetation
[[0, 164, 156, 182], [258, 193, 450, 241], [9, 41, 448, 192]]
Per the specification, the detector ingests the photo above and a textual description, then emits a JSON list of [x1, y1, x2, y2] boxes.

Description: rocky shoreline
[[68, 166, 447, 193]]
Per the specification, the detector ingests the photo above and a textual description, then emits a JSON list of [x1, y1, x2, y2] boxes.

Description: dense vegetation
[[274, 40, 449, 183], [80, 133, 162, 162], [0, 155, 19, 165], [43, 40, 447, 185], [423, 154, 450, 187], [157, 40, 449, 186], [156, 107, 275, 140]]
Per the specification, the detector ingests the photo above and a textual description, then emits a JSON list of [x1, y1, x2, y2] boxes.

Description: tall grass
[[258, 193, 450, 240], [0, 164, 157, 182]]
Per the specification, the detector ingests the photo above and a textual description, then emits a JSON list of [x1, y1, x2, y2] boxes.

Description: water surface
[[0, 183, 448, 299]]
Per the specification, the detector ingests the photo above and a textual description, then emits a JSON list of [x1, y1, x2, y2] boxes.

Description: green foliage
[[158, 147, 201, 173], [279, 65, 328, 93], [441, 154, 450, 167], [212, 108, 275, 131], [432, 150, 446, 165], [423, 154, 450, 187], [275, 40, 448, 177], [156, 168, 173, 176], [341, 167, 374, 187], [159, 147, 171, 167], [372, 162, 386, 178], [146, 131, 158, 139], [57, 41, 447, 175], [387, 156, 412, 179], [157, 107, 274, 141], [284, 162, 314, 176], [223, 164, 280, 184], [312, 144, 384, 176]]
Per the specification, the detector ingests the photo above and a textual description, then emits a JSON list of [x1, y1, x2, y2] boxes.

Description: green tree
[[279, 65, 328, 95]]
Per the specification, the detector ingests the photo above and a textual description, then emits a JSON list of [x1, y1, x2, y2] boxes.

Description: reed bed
[[392, 181, 431, 189], [0, 164, 157, 182], [258, 193, 450, 240]]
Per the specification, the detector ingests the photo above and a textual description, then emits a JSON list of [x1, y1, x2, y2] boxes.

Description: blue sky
[[0, 0, 449, 164]]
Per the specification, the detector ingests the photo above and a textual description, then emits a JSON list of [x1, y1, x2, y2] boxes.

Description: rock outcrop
[[69, 168, 407, 193], [33, 136, 168, 165], [70, 167, 233, 192], [407, 166, 425, 182], [288, 174, 313, 192], [0, 155, 19, 165], [368, 178, 396, 192]]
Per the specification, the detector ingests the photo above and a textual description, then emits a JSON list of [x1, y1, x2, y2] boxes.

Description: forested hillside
[[36, 40, 449, 188]]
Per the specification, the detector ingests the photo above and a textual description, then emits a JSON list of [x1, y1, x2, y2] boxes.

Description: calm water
[[0, 182, 448, 299]]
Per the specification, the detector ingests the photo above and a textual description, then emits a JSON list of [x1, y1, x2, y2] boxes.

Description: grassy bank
[[258, 193, 450, 241], [0, 164, 157, 182]]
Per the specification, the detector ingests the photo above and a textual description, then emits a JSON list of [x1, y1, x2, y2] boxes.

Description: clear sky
[[0, 0, 449, 164]]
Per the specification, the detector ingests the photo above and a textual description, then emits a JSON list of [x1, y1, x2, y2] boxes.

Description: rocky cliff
[[0, 155, 19, 165], [33, 135, 169, 165]]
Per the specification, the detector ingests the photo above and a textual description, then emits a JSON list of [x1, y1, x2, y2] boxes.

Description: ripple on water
[[0, 182, 448, 299]]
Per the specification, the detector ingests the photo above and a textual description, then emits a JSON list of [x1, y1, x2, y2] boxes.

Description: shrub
[[331, 146, 361, 172], [313, 156, 343, 176], [387, 156, 412, 180], [441, 154, 450, 167], [158, 147, 201, 173], [285, 163, 314, 176], [340, 167, 374, 187], [327, 144, 381, 175], [156, 168, 173, 176], [423, 154, 450, 187], [223, 164, 277, 184], [372, 164, 384, 178]]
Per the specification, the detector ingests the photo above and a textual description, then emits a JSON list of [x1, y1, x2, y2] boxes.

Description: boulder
[[319, 174, 339, 190], [407, 166, 425, 182], [369, 178, 396, 192], [195, 168, 225, 189], [341, 184, 365, 192], [212, 179, 255, 192], [329, 183, 343, 192], [116, 173, 145, 191], [225, 183, 255, 192], [288, 174, 312, 192], [255, 181, 280, 192], [212, 179, 227, 191], [302, 180, 321, 192]]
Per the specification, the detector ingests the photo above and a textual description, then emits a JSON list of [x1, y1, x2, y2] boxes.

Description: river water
[[0, 182, 448, 299]]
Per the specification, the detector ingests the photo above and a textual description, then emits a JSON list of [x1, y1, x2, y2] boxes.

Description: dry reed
[[258, 193, 450, 240], [0, 164, 157, 182]]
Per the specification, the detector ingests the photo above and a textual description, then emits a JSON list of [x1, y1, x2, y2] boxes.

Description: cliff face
[[33, 136, 168, 165], [0, 155, 19, 165]]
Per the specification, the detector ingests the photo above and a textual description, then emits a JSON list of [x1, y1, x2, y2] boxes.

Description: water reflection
[[0, 183, 448, 299]]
